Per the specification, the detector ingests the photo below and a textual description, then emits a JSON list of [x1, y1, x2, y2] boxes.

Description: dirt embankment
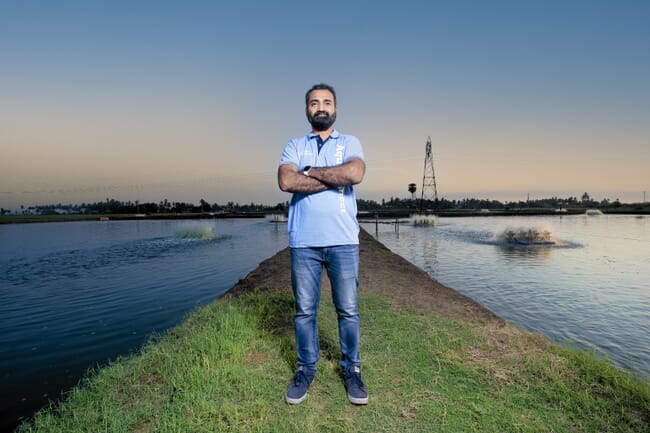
[[225, 228, 502, 325]]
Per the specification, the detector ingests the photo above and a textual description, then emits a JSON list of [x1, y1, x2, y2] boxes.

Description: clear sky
[[2, 0, 649, 210]]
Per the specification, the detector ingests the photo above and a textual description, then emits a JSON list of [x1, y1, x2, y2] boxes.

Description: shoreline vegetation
[[2, 194, 650, 224], [17, 230, 649, 432], [2, 205, 650, 225]]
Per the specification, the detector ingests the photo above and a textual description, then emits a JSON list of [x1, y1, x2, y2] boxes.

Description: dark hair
[[305, 83, 337, 107]]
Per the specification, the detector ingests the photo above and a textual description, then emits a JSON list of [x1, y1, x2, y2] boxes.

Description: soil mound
[[226, 229, 501, 324]]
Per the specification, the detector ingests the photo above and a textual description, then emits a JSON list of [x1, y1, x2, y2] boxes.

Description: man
[[278, 83, 368, 405]]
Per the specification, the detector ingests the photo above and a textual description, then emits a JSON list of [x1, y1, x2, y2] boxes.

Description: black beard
[[308, 111, 336, 131]]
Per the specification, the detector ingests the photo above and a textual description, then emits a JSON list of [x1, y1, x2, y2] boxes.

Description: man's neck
[[312, 127, 334, 141]]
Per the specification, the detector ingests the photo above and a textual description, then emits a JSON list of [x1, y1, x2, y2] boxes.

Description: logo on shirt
[[335, 144, 344, 164], [336, 143, 346, 212]]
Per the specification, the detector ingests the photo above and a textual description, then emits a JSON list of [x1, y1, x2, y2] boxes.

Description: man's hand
[[307, 158, 365, 187], [278, 164, 329, 193], [278, 158, 365, 193]]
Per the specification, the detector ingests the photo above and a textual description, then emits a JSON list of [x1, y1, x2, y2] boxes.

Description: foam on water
[[497, 225, 553, 243], [265, 214, 287, 223], [173, 223, 217, 240], [410, 214, 437, 226], [481, 224, 573, 247]]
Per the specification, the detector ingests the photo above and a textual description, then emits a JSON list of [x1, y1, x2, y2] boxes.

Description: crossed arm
[[277, 158, 366, 194]]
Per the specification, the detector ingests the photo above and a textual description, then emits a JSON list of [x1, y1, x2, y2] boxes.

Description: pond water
[[1, 214, 648, 431], [362, 214, 649, 379], [0, 219, 288, 432]]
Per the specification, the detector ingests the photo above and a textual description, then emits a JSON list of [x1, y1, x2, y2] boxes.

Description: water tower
[[408, 183, 417, 201]]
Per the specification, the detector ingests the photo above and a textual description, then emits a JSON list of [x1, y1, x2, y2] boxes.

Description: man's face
[[306, 89, 337, 131]]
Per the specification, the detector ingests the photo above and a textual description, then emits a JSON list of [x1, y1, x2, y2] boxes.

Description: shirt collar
[[308, 129, 340, 140]]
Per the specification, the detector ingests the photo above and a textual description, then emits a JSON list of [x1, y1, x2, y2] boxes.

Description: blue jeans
[[290, 245, 361, 372]]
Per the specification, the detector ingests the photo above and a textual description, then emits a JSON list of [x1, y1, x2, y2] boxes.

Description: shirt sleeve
[[344, 135, 365, 163], [279, 139, 299, 167]]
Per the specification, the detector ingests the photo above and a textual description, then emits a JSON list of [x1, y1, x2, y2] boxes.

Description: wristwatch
[[302, 166, 312, 177]]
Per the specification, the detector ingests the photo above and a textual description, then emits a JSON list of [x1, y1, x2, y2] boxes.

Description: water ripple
[[1, 235, 229, 286]]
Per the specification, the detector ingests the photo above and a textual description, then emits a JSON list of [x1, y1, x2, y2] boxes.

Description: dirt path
[[225, 229, 502, 325]]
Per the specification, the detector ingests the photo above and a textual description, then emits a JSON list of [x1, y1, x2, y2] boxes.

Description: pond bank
[[18, 229, 650, 432], [226, 228, 502, 324]]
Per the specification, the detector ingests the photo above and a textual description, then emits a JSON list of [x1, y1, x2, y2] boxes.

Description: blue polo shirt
[[279, 130, 365, 248]]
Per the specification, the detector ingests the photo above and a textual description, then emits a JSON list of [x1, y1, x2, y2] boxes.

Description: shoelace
[[346, 370, 365, 388], [293, 370, 309, 386]]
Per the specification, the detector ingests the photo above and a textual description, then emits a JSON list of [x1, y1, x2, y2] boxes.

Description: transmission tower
[[420, 136, 438, 211]]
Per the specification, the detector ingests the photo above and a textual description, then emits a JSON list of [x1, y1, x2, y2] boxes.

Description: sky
[[1, 0, 649, 210]]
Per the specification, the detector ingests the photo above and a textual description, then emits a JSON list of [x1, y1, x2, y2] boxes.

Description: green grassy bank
[[19, 289, 649, 433]]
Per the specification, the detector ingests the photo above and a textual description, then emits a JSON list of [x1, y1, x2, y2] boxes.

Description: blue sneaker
[[285, 367, 315, 404], [343, 366, 368, 405]]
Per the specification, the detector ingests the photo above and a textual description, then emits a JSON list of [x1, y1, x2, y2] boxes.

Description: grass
[[18, 290, 650, 433]]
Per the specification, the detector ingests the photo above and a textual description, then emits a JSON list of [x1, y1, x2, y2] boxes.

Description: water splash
[[173, 224, 216, 240], [586, 209, 604, 216], [265, 214, 287, 223], [495, 225, 557, 246], [410, 214, 437, 226]]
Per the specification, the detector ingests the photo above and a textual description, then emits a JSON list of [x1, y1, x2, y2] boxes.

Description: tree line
[[359, 193, 627, 212], [7, 198, 287, 216], [5, 192, 642, 216]]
